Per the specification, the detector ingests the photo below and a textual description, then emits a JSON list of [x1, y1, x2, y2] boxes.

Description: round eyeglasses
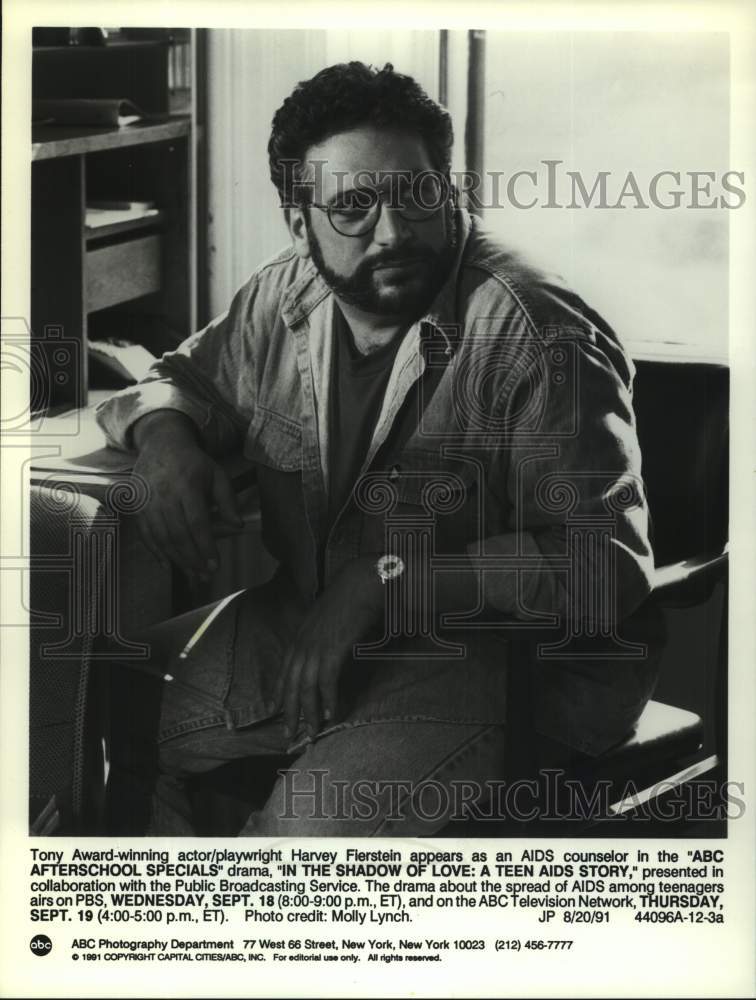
[[308, 172, 451, 237]]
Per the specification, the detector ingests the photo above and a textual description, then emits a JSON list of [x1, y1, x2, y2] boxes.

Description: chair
[[574, 357, 729, 831], [28, 479, 176, 836], [440, 357, 729, 835], [28, 486, 111, 834], [483, 555, 728, 836]]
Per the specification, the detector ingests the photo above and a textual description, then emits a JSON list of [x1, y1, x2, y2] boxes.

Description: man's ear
[[286, 206, 311, 259]]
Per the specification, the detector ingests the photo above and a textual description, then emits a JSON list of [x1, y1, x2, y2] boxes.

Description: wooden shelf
[[30, 33, 201, 409], [85, 209, 166, 244], [32, 116, 190, 161]]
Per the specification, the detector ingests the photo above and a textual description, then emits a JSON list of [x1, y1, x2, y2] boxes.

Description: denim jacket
[[96, 209, 661, 755]]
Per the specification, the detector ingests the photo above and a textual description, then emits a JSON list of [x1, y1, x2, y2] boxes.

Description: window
[[480, 31, 730, 360]]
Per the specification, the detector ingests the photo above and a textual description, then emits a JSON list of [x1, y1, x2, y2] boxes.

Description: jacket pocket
[[244, 406, 302, 471], [355, 449, 481, 561], [380, 448, 479, 513]]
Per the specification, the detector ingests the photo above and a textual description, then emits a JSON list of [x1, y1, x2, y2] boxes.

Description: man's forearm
[[377, 530, 651, 630], [346, 551, 478, 624]]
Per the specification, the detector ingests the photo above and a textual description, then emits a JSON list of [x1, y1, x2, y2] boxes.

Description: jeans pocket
[[156, 598, 241, 742]]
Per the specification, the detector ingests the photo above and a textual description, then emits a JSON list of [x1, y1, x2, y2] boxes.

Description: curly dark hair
[[268, 61, 454, 206]]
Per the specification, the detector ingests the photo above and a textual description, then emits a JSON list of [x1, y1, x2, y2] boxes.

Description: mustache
[[366, 249, 436, 270]]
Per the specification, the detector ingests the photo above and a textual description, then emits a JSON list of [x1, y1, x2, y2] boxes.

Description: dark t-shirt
[[327, 308, 402, 529]]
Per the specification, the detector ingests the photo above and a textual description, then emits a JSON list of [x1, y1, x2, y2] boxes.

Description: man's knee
[[251, 723, 509, 837]]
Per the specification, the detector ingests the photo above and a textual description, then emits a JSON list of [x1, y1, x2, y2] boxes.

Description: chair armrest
[[651, 551, 728, 607]]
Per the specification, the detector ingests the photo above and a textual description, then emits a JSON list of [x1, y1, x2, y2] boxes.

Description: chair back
[[633, 359, 729, 565]]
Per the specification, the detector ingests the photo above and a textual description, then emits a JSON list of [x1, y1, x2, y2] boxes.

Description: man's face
[[289, 127, 457, 319]]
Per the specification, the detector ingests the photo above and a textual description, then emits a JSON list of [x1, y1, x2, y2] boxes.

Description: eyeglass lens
[[328, 173, 447, 235]]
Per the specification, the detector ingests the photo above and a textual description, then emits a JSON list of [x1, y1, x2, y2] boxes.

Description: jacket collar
[[420, 206, 472, 341]]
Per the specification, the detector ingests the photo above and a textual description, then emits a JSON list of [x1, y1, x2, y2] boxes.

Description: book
[[31, 97, 144, 127]]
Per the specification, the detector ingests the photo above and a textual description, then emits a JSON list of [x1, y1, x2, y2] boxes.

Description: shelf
[[31, 33, 200, 409], [32, 115, 190, 161], [33, 40, 169, 52], [85, 210, 165, 244]]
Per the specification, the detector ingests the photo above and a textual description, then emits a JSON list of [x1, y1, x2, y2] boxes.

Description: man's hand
[[274, 556, 385, 739], [131, 411, 242, 578]]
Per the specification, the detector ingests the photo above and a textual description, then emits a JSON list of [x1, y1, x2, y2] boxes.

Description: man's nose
[[372, 201, 412, 245]]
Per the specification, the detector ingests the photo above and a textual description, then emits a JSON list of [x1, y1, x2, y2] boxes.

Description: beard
[[305, 203, 459, 317]]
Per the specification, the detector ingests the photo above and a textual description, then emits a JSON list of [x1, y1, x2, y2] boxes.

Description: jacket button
[[389, 465, 400, 481]]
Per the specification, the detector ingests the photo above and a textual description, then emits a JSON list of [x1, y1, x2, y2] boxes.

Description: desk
[[29, 390, 265, 631]]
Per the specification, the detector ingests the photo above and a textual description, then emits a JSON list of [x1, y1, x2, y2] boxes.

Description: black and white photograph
[[2, 2, 754, 997]]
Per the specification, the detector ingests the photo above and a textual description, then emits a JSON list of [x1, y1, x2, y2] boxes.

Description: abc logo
[[30, 934, 53, 956]]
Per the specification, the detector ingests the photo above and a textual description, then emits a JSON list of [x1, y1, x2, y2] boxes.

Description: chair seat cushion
[[568, 700, 704, 788]]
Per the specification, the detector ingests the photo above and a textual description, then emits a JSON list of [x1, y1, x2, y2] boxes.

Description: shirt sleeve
[[95, 279, 257, 455], [467, 325, 654, 627]]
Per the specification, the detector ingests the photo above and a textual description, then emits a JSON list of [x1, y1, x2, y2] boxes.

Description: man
[[97, 62, 661, 836]]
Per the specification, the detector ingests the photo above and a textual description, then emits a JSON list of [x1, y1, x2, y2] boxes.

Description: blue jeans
[[113, 572, 512, 836], [154, 719, 508, 836]]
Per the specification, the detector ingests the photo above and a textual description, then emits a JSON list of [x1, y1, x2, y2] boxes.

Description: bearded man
[[97, 62, 660, 836]]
